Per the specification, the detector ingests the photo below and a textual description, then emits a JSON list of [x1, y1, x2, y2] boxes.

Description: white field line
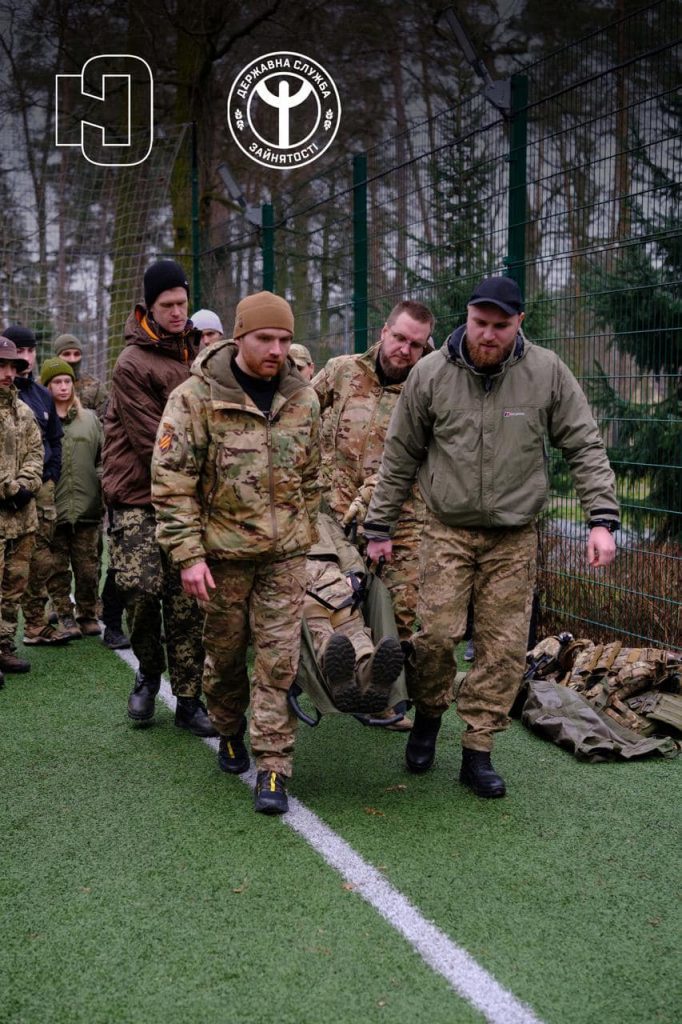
[[117, 650, 544, 1024]]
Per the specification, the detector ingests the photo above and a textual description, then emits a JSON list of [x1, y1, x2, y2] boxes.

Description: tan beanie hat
[[232, 291, 294, 339], [54, 333, 82, 356]]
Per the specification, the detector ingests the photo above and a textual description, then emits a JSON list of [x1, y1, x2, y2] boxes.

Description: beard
[[465, 337, 515, 370], [378, 352, 411, 383]]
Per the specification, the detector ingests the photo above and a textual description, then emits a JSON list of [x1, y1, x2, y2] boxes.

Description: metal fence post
[[505, 74, 528, 296], [262, 203, 274, 291], [353, 153, 368, 353]]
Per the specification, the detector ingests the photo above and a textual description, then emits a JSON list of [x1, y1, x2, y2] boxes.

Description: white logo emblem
[[55, 54, 154, 167], [227, 51, 341, 169]]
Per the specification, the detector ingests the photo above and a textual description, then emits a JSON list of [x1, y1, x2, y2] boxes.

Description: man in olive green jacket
[[152, 291, 320, 815], [365, 276, 619, 798]]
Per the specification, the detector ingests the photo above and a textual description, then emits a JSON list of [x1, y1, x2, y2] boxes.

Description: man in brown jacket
[[102, 259, 216, 737]]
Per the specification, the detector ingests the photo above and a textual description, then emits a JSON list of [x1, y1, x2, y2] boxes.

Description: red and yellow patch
[[157, 424, 175, 452]]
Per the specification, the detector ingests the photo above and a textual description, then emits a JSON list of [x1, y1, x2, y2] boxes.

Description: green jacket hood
[[445, 323, 528, 379], [190, 338, 310, 404]]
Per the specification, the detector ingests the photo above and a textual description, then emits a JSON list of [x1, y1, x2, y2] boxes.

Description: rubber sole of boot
[[254, 790, 288, 815], [0, 657, 31, 674], [459, 769, 506, 798], [127, 705, 156, 722], [323, 633, 356, 686], [23, 631, 71, 646], [370, 637, 404, 686]]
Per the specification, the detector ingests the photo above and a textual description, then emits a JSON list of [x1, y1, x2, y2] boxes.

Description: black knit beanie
[[3, 324, 36, 348], [143, 260, 189, 310]]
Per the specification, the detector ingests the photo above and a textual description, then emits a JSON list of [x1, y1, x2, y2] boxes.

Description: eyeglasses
[[385, 328, 427, 354]]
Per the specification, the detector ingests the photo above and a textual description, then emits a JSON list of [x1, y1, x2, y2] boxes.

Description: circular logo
[[227, 51, 341, 170]]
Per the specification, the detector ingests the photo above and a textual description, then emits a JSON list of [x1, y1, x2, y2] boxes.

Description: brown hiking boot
[[0, 647, 31, 673], [23, 623, 71, 646], [60, 616, 83, 640]]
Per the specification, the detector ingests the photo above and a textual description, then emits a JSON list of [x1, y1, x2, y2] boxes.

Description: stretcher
[[288, 567, 411, 728]]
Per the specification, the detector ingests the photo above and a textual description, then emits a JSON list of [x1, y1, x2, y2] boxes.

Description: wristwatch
[[588, 519, 619, 533]]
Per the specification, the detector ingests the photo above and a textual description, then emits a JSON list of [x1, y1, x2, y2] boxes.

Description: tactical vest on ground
[[521, 634, 681, 761]]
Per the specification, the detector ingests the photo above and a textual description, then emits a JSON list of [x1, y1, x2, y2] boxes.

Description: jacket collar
[[192, 339, 309, 405], [445, 324, 527, 378]]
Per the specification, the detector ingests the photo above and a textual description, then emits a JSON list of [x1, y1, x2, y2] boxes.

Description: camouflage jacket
[[151, 339, 320, 567], [0, 385, 44, 539], [312, 343, 423, 532], [75, 372, 108, 419]]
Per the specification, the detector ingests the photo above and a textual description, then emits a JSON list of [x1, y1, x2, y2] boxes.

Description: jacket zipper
[[265, 411, 278, 547]]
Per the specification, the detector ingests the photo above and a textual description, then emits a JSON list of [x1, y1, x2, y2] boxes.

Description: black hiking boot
[[103, 626, 131, 650], [127, 670, 161, 722], [175, 696, 218, 738], [405, 710, 442, 773], [459, 749, 506, 798], [254, 770, 288, 815], [218, 717, 250, 774]]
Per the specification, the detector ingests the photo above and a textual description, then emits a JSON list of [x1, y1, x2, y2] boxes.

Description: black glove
[[8, 485, 33, 510]]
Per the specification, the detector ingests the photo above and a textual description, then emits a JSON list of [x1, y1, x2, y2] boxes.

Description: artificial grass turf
[[1, 639, 484, 1024], [292, 705, 682, 1024]]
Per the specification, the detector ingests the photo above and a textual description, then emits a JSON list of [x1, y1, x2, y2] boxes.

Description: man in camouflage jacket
[[312, 300, 435, 724], [0, 337, 43, 676], [152, 291, 320, 816]]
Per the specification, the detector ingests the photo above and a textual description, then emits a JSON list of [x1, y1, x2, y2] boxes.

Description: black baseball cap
[[468, 277, 524, 316], [3, 324, 37, 348]]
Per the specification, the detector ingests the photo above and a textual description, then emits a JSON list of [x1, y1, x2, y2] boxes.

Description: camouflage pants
[[108, 505, 204, 697], [202, 555, 307, 776], [4, 482, 56, 631], [304, 559, 374, 667], [47, 522, 100, 621], [0, 532, 35, 649], [413, 513, 537, 749]]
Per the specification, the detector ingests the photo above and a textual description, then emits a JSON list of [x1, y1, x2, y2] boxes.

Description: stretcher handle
[[287, 682, 322, 727]]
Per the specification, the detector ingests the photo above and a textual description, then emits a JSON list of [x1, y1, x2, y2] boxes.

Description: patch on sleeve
[[157, 422, 176, 452]]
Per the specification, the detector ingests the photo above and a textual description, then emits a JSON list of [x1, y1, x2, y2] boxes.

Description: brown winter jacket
[[102, 306, 199, 507]]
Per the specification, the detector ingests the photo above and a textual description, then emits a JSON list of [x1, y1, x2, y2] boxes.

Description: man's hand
[[587, 527, 617, 568], [366, 539, 393, 564], [181, 560, 216, 602]]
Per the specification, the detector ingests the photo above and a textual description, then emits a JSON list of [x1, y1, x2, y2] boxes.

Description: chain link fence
[[200, 0, 680, 649]]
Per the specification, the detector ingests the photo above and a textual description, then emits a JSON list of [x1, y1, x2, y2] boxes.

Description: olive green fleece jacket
[[54, 405, 103, 526], [365, 328, 619, 534]]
